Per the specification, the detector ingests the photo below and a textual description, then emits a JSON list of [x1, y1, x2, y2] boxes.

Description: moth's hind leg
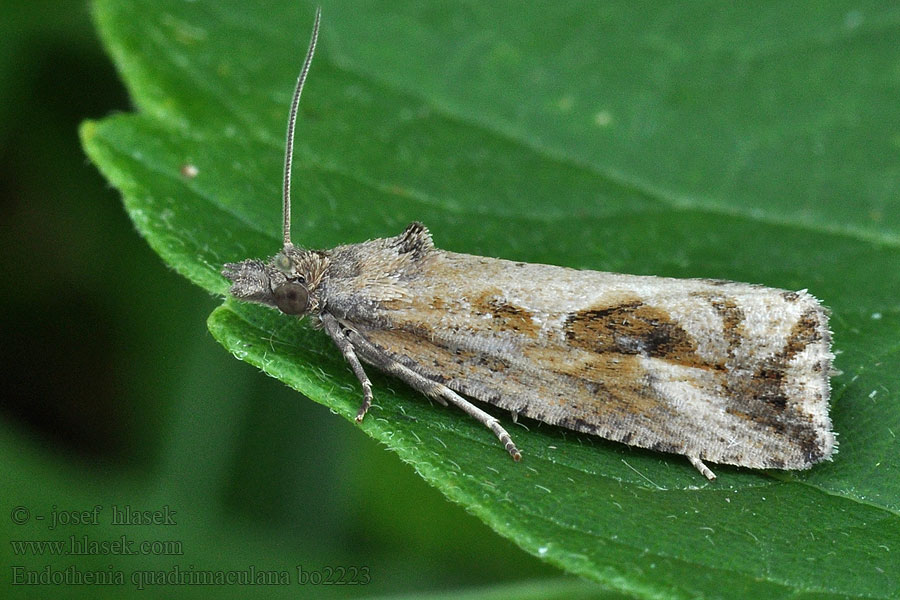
[[687, 455, 717, 481], [347, 330, 521, 461], [321, 313, 376, 422]]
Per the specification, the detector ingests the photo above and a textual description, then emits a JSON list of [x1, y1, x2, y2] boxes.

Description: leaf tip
[[79, 119, 99, 145]]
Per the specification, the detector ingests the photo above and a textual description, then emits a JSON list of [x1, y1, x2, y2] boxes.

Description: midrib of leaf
[[323, 41, 900, 247], [96, 0, 899, 248], [734, 10, 900, 61], [797, 476, 900, 519], [93, 102, 900, 270]]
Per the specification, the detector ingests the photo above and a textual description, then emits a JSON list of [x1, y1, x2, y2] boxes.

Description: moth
[[223, 9, 836, 480]]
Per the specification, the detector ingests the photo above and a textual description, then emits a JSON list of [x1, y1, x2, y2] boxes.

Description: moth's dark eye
[[273, 282, 309, 315]]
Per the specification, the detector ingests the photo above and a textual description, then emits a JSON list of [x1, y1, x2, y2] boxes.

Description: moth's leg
[[687, 455, 717, 481], [347, 331, 521, 461], [320, 313, 374, 422]]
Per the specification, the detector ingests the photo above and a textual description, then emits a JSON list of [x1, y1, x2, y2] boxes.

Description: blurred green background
[[0, 2, 587, 598]]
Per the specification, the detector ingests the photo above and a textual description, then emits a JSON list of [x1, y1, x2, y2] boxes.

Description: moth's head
[[224, 8, 326, 318], [222, 245, 325, 318]]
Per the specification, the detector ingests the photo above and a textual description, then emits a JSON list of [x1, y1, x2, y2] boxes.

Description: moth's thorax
[[279, 245, 329, 291], [222, 245, 329, 317]]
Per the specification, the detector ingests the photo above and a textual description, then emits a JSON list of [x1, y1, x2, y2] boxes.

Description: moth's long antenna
[[282, 6, 321, 248]]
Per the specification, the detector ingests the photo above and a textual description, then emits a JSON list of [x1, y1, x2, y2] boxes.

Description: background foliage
[[3, 1, 899, 598]]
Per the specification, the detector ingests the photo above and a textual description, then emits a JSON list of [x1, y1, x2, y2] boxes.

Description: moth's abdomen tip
[[512, 451, 522, 462]]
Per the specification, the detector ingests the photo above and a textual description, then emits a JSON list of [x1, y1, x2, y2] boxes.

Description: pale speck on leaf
[[593, 110, 613, 127], [844, 10, 864, 30], [556, 95, 574, 112]]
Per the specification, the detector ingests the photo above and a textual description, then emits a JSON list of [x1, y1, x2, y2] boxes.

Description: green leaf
[[82, 0, 900, 598]]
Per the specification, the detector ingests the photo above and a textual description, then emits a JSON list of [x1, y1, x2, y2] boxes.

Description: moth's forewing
[[324, 236, 834, 471]]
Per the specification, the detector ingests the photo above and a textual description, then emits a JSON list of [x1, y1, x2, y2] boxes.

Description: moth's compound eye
[[273, 282, 309, 315], [274, 253, 292, 273]]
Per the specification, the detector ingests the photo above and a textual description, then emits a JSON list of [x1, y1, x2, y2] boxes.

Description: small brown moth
[[223, 9, 836, 480]]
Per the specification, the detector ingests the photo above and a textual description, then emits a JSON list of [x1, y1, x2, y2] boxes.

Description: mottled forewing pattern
[[323, 228, 835, 471]]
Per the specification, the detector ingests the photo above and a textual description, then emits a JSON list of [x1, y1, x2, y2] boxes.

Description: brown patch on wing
[[564, 301, 700, 365], [784, 308, 824, 357], [379, 292, 446, 314], [702, 293, 745, 360], [723, 306, 827, 463], [527, 345, 641, 389], [519, 344, 671, 422], [468, 288, 540, 338]]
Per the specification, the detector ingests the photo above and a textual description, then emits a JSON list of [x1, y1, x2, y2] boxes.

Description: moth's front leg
[[346, 330, 522, 462], [320, 312, 374, 422]]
